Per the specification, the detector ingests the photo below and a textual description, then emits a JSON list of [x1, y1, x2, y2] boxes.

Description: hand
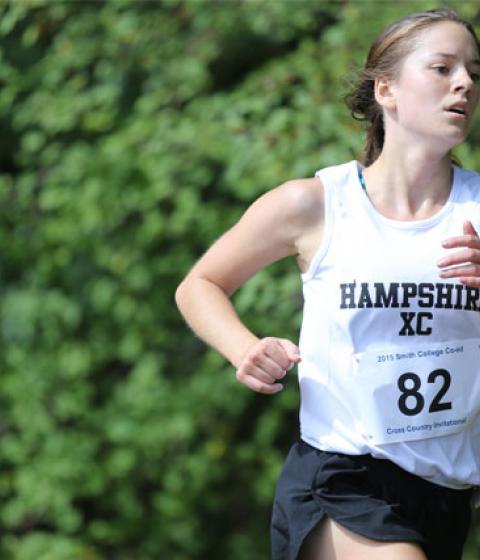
[[235, 337, 301, 395], [438, 221, 480, 287]]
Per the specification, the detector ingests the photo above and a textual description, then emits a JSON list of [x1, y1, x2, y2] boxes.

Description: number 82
[[397, 369, 452, 416]]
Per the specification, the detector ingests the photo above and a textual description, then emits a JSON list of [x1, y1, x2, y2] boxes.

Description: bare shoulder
[[280, 176, 325, 208], [182, 175, 326, 294], [246, 176, 325, 228], [243, 176, 325, 274]]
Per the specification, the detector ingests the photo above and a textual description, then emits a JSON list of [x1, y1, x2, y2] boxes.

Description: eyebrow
[[432, 52, 480, 66]]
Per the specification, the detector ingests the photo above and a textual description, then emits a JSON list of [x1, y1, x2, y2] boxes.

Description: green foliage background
[[0, 0, 480, 558]]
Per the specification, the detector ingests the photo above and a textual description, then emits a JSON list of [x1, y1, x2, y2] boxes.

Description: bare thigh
[[298, 517, 427, 560]]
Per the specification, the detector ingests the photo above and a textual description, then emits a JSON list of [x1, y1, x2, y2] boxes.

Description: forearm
[[175, 277, 259, 368]]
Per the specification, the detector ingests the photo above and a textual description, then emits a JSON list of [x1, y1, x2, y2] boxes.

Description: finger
[[261, 338, 292, 373], [464, 220, 479, 237], [266, 338, 301, 374], [241, 354, 283, 383], [253, 337, 296, 374], [277, 338, 302, 363], [459, 277, 480, 287], [261, 340, 291, 377], [438, 248, 480, 268], [241, 343, 287, 382], [442, 235, 480, 249], [236, 370, 283, 394], [440, 263, 480, 279]]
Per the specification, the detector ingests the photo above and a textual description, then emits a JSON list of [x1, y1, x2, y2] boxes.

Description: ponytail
[[344, 8, 479, 166]]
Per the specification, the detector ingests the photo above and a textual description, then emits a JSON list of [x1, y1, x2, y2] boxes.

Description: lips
[[446, 102, 468, 117]]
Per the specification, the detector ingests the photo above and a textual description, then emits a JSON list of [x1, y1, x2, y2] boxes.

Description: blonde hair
[[346, 8, 480, 166]]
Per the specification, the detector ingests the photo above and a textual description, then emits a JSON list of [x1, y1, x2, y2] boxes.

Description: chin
[[452, 131, 468, 145], [442, 127, 468, 147]]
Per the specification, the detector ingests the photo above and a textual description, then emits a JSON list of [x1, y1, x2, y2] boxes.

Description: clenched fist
[[235, 337, 301, 395]]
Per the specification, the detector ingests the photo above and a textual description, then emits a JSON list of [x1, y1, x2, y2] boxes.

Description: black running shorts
[[271, 439, 472, 560]]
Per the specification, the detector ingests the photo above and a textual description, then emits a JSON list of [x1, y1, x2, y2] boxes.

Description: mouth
[[445, 105, 468, 118]]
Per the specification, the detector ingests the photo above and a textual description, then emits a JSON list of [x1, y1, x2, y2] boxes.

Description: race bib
[[353, 339, 480, 445]]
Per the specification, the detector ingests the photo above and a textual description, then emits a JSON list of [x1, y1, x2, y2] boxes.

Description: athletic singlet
[[298, 160, 480, 489]]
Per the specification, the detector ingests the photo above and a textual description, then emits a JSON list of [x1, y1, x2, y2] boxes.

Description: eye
[[469, 71, 480, 83], [432, 64, 449, 75]]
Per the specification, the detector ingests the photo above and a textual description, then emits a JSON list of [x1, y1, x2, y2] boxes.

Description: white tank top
[[298, 160, 480, 489]]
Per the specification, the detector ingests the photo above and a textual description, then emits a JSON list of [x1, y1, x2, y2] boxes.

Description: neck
[[362, 141, 454, 220]]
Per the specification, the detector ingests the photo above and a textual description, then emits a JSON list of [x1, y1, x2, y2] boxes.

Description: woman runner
[[176, 8, 480, 560]]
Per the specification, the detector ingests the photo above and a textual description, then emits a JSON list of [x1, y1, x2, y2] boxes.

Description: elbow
[[174, 280, 188, 312], [175, 275, 199, 315]]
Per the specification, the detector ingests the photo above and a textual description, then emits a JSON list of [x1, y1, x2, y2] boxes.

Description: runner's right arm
[[175, 178, 324, 393]]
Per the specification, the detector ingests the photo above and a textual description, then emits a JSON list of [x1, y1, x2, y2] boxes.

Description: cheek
[[395, 78, 443, 118], [471, 89, 480, 112], [396, 91, 429, 121]]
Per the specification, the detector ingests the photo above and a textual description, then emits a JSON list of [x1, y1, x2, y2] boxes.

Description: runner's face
[[388, 21, 480, 146]]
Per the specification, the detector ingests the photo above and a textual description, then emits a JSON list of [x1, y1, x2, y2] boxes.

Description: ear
[[374, 75, 397, 111]]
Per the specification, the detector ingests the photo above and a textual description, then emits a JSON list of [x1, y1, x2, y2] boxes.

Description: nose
[[452, 67, 474, 95]]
